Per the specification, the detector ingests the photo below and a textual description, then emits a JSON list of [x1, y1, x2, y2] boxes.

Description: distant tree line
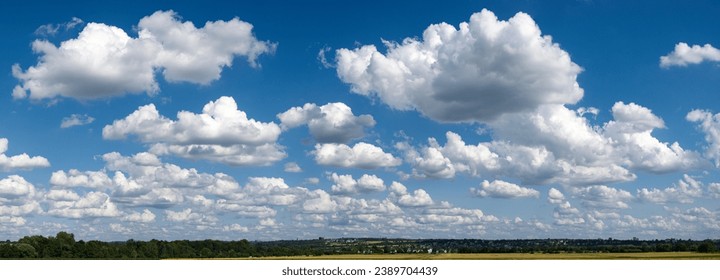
[[0, 232, 717, 259]]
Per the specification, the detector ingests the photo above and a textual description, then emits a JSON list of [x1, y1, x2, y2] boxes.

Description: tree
[[697, 240, 717, 253]]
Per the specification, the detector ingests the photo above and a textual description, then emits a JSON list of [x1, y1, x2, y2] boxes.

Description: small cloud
[[470, 180, 540, 199], [284, 162, 302, 173], [0, 138, 50, 171], [317, 46, 334, 68], [34, 17, 84, 36], [660, 42, 720, 68], [60, 114, 95, 128]]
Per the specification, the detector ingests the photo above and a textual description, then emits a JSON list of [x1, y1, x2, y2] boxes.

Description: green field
[[250, 252, 720, 260]]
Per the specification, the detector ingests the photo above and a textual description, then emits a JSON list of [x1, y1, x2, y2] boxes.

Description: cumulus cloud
[[709, 183, 720, 199], [546, 188, 585, 226], [604, 102, 704, 173], [60, 114, 94, 128], [303, 189, 337, 214], [687, 109, 720, 167], [46, 191, 120, 218], [12, 10, 275, 101], [418, 207, 497, 225], [335, 9, 583, 122], [397, 131, 500, 179], [223, 224, 250, 232], [165, 208, 217, 225], [0, 175, 42, 222], [637, 174, 704, 204], [329, 173, 386, 194], [313, 142, 401, 169], [104, 96, 285, 166], [0, 138, 50, 171], [283, 162, 302, 173], [149, 143, 286, 166], [48, 152, 243, 210], [568, 185, 634, 209], [278, 102, 376, 143], [389, 182, 434, 207], [660, 43, 720, 68], [547, 188, 565, 204], [400, 102, 702, 186], [241, 177, 304, 206], [50, 169, 112, 189], [121, 209, 156, 223], [471, 180, 539, 199]]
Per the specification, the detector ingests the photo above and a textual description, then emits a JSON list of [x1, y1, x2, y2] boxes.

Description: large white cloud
[[12, 10, 275, 101], [660, 43, 720, 68], [138, 10, 275, 83], [604, 102, 704, 173], [0, 138, 50, 171], [313, 142, 401, 169], [104, 96, 285, 166], [400, 102, 703, 186], [278, 102, 376, 143], [335, 9, 583, 122]]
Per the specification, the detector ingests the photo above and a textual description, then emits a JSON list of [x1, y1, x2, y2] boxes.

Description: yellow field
[[249, 252, 720, 260]]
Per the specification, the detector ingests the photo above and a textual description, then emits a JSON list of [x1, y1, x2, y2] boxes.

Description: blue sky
[[1, 0, 720, 241]]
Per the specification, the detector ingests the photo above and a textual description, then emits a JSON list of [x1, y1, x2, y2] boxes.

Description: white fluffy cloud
[[165, 208, 217, 225], [547, 188, 565, 204], [637, 174, 704, 204], [335, 9, 583, 122], [60, 114, 95, 128], [568, 185, 634, 209], [546, 188, 585, 226], [283, 162, 302, 173], [709, 183, 720, 199], [604, 102, 704, 173], [400, 102, 702, 186], [418, 207, 496, 226], [471, 180, 539, 199], [121, 209, 156, 223], [0, 175, 42, 222], [149, 143, 286, 166], [104, 96, 280, 145], [302, 189, 337, 214], [389, 182, 434, 207], [687, 109, 720, 167], [50, 169, 112, 189], [278, 102, 375, 143], [104, 96, 285, 166], [46, 191, 121, 218], [660, 43, 720, 68], [329, 173, 386, 194], [0, 138, 50, 171], [313, 142, 401, 169], [12, 10, 275, 101]]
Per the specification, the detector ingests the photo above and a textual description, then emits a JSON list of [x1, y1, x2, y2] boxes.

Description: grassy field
[[250, 252, 720, 260]]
